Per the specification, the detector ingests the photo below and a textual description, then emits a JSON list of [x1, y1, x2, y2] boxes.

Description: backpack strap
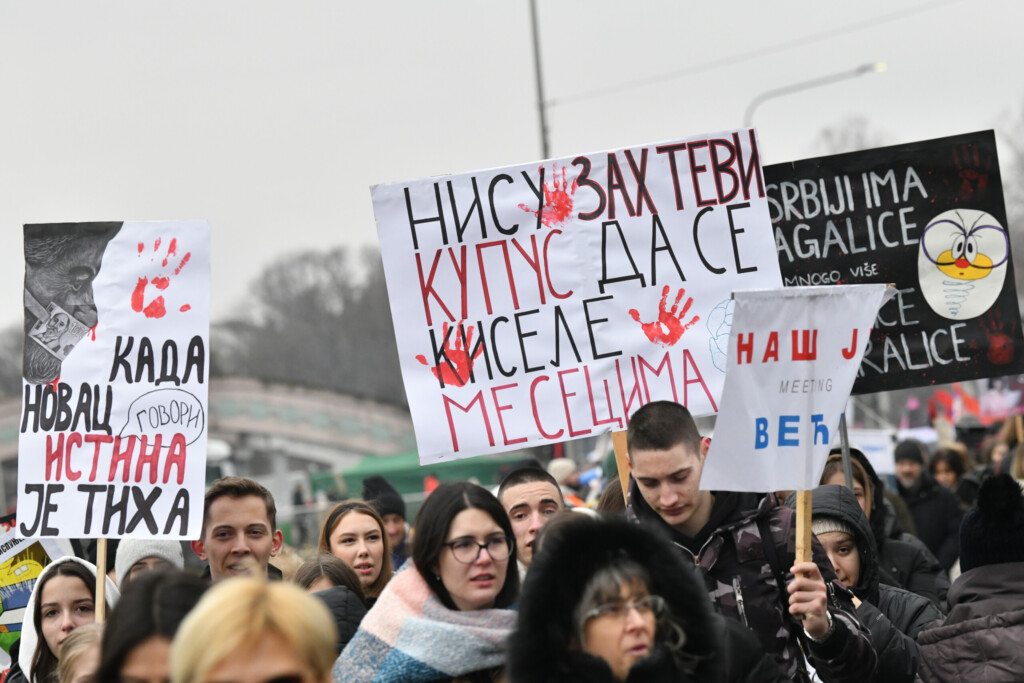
[[757, 514, 813, 682]]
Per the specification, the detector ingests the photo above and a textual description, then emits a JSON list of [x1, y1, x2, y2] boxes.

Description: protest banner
[[765, 131, 1024, 394], [372, 129, 783, 463], [18, 221, 210, 540], [702, 284, 894, 493], [0, 514, 67, 668]]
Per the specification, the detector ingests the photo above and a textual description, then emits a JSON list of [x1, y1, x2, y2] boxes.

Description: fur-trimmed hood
[[507, 516, 721, 682]]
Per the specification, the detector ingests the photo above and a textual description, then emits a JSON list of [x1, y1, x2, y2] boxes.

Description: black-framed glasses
[[583, 594, 666, 622], [442, 536, 513, 564]]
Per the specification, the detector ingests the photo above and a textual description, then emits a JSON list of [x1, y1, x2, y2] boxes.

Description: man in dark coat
[[893, 440, 962, 571], [624, 401, 877, 683], [917, 474, 1024, 682]]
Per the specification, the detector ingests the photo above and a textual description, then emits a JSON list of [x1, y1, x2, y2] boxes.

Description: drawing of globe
[[707, 299, 734, 372]]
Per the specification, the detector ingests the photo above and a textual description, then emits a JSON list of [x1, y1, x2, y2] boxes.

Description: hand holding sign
[[629, 285, 699, 347], [787, 561, 830, 637]]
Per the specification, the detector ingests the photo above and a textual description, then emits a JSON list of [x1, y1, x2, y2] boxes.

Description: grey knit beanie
[[114, 538, 184, 586]]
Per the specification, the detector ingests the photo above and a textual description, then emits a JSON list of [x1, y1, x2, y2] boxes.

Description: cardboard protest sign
[[18, 222, 210, 539], [702, 285, 893, 492], [765, 131, 1024, 394], [373, 130, 782, 463], [0, 514, 66, 668]]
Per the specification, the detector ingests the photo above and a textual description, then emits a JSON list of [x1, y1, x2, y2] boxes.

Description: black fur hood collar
[[507, 516, 720, 682]]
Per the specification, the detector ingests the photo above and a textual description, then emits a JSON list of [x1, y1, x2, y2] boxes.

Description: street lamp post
[[744, 62, 886, 128]]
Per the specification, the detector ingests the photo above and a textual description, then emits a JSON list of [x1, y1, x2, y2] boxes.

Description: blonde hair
[[1011, 443, 1024, 480], [57, 623, 102, 683], [170, 579, 336, 683]]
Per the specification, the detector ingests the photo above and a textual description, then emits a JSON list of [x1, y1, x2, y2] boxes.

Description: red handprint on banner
[[629, 286, 700, 347], [953, 143, 992, 200], [415, 321, 483, 387], [518, 165, 578, 228], [131, 238, 192, 319], [982, 310, 1014, 365]]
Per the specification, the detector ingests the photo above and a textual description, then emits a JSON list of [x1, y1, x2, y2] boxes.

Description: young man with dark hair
[[190, 476, 283, 582], [625, 401, 876, 683], [497, 467, 565, 576], [893, 439, 962, 571]]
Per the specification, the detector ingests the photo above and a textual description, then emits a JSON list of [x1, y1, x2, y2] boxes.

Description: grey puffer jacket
[[917, 561, 1024, 683]]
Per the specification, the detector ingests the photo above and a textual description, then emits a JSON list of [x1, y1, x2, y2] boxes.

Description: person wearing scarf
[[334, 481, 519, 682]]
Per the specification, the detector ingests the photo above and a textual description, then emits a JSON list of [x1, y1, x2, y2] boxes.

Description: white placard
[[18, 221, 210, 539], [373, 130, 782, 463], [841, 428, 897, 476], [702, 285, 894, 492]]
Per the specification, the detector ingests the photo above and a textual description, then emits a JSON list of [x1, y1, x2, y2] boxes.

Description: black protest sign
[[765, 130, 1024, 394]]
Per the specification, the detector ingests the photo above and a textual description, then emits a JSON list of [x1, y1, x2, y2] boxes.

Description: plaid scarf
[[333, 564, 516, 682]]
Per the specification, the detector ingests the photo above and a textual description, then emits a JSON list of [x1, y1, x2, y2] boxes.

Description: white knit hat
[[114, 538, 184, 586], [811, 517, 855, 539], [546, 458, 577, 484]]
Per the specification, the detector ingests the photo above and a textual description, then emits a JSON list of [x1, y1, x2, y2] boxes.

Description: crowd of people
[[3, 400, 1024, 682]]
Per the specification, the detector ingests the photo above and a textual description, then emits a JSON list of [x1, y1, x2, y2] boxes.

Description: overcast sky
[[2, 0, 1021, 330]]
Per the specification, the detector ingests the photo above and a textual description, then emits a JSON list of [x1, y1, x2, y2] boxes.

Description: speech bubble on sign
[[119, 388, 206, 447]]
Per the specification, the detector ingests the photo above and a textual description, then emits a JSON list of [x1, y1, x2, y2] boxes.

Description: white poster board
[[373, 130, 783, 463], [18, 221, 210, 539], [702, 285, 894, 492], [841, 428, 897, 476]]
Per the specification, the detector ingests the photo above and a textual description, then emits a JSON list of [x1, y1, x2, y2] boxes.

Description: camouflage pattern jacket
[[627, 486, 877, 683]]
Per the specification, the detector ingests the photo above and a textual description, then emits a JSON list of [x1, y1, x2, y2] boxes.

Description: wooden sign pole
[[95, 538, 107, 623], [612, 430, 630, 506], [795, 489, 812, 566]]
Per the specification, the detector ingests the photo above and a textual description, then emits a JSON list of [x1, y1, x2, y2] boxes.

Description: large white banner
[[702, 285, 893, 492], [18, 221, 210, 539], [373, 130, 783, 463]]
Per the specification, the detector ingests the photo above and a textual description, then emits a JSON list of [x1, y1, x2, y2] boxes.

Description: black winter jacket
[[845, 449, 949, 608], [630, 487, 875, 683], [507, 516, 791, 683], [312, 584, 368, 654], [896, 473, 962, 571], [802, 485, 943, 683], [917, 561, 1024, 682]]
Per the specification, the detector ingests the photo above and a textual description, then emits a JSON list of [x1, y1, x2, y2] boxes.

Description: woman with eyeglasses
[[333, 481, 519, 682], [509, 514, 789, 682]]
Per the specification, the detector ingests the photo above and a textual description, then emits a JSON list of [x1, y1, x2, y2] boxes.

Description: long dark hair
[[31, 561, 101, 683], [411, 481, 519, 610], [94, 570, 207, 683]]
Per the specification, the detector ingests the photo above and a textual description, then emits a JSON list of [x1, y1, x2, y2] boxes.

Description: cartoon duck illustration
[[918, 209, 1009, 320]]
